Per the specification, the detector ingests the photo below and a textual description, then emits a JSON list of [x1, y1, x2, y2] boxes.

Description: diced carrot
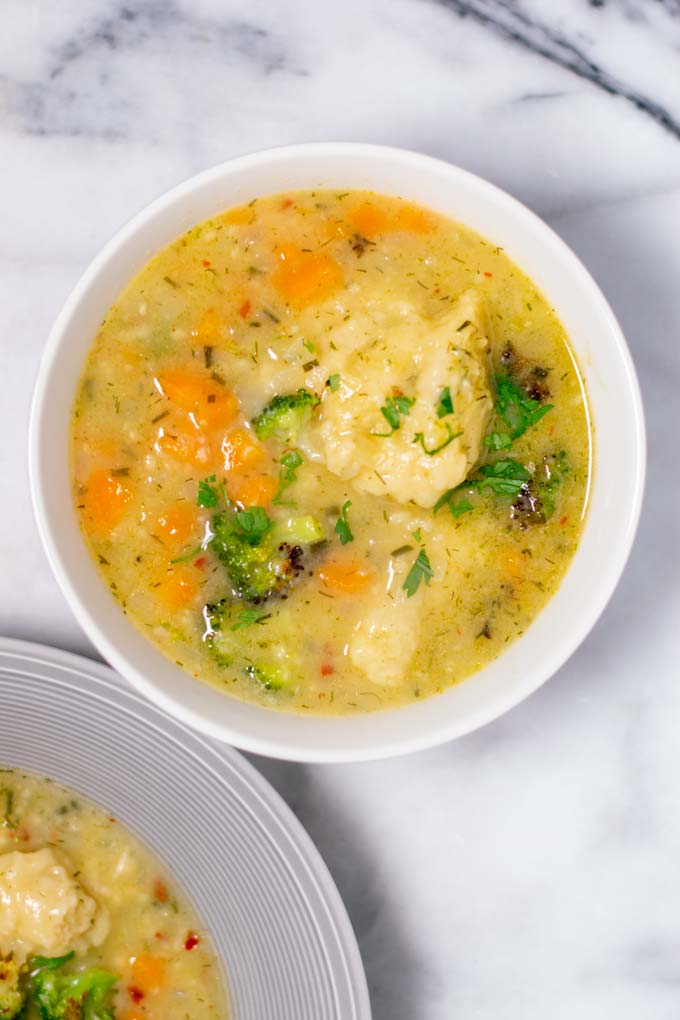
[[227, 473, 278, 509], [154, 423, 213, 467], [238, 299, 251, 319], [501, 550, 525, 581], [221, 429, 264, 473], [348, 203, 391, 238], [317, 560, 374, 594], [153, 879, 169, 902], [348, 201, 434, 238], [156, 568, 199, 609], [155, 370, 238, 429], [82, 469, 133, 534], [272, 244, 343, 308], [193, 307, 221, 345], [153, 504, 197, 548], [130, 954, 167, 993], [221, 205, 254, 225]]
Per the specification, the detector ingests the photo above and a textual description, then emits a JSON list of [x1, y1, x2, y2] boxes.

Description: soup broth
[[70, 190, 590, 715], [0, 768, 226, 1018]]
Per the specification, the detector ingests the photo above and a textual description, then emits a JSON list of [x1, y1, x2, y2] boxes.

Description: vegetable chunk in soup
[[70, 190, 591, 714], [0, 769, 226, 1020]]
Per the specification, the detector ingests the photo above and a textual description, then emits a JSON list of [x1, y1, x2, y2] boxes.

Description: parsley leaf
[[477, 459, 530, 497], [335, 500, 354, 544], [327, 373, 341, 392], [403, 548, 433, 598], [231, 608, 271, 631], [374, 394, 416, 435], [170, 543, 203, 564], [495, 374, 553, 439], [274, 449, 303, 505], [483, 431, 512, 451], [235, 507, 272, 543], [413, 425, 462, 456], [197, 475, 219, 507], [449, 496, 474, 517], [436, 386, 454, 418]]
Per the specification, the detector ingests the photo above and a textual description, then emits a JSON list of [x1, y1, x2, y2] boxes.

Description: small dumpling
[[0, 848, 109, 963], [312, 290, 493, 508]]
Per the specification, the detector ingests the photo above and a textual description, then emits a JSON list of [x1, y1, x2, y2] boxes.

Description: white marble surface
[[2, 2, 680, 1017]]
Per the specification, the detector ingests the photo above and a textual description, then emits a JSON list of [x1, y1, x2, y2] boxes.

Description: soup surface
[[71, 189, 591, 715], [0, 768, 226, 1019]]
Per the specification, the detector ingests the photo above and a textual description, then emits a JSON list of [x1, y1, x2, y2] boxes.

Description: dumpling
[[0, 848, 109, 963], [312, 290, 493, 508]]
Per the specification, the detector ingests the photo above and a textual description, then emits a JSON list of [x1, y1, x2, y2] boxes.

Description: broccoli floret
[[204, 599, 293, 692], [251, 389, 318, 442], [211, 510, 325, 602], [510, 450, 570, 528], [0, 958, 25, 1020], [30, 954, 117, 1020]]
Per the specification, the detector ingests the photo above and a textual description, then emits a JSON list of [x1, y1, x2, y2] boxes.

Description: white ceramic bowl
[[30, 143, 645, 763]]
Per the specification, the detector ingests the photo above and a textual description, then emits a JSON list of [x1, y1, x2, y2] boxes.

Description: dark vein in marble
[[429, 0, 680, 140], [2, 1, 302, 140]]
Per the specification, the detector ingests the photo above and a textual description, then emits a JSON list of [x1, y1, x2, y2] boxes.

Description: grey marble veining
[[1, 2, 679, 1018]]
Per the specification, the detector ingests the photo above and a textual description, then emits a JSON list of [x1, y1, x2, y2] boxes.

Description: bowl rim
[[29, 141, 646, 762]]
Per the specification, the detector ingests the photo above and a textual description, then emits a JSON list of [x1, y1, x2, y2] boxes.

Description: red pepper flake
[[185, 931, 200, 951], [193, 556, 207, 569], [483, 271, 493, 278], [109, 817, 116, 824], [16, 826, 30, 842], [153, 879, 168, 903], [560, 515, 568, 526], [128, 987, 145, 1004], [280, 198, 293, 210], [154, 931, 166, 941], [239, 299, 251, 319], [202, 259, 211, 267], [320, 663, 334, 677]]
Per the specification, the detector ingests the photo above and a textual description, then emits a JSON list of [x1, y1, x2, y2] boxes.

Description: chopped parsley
[[170, 543, 203, 564], [231, 608, 271, 631], [413, 424, 462, 456], [484, 431, 513, 451], [477, 459, 531, 497], [403, 548, 433, 598], [274, 450, 303, 505], [335, 500, 354, 544], [495, 374, 553, 439], [235, 507, 272, 542], [197, 475, 219, 508], [327, 373, 341, 392], [436, 386, 454, 418], [374, 394, 415, 435]]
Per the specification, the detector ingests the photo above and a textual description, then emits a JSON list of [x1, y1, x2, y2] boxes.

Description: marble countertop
[[2, 2, 679, 1017]]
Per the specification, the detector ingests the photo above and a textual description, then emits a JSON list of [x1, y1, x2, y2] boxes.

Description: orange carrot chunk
[[227, 474, 278, 509], [130, 954, 167, 993], [82, 469, 133, 534], [156, 568, 199, 609], [155, 370, 238, 429], [317, 560, 374, 594], [193, 307, 221, 345], [221, 429, 265, 473], [154, 423, 213, 467], [154, 504, 198, 548], [272, 244, 343, 308]]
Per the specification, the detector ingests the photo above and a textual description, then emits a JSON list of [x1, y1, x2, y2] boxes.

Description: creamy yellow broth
[[70, 190, 591, 715], [0, 768, 226, 1019]]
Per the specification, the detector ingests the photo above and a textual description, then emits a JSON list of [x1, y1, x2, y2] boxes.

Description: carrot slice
[[153, 504, 198, 548], [154, 423, 213, 467], [272, 244, 343, 308], [155, 370, 238, 429], [348, 203, 391, 238], [348, 201, 434, 238], [193, 307, 221, 345], [221, 429, 265, 473], [130, 954, 167, 993], [82, 469, 133, 534], [317, 560, 374, 594], [227, 474, 277, 509], [156, 568, 199, 609]]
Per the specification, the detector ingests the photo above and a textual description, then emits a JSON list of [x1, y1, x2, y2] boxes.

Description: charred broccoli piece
[[510, 450, 570, 528], [203, 599, 293, 692], [251, 389, 319, 442], [211, 509, 325, 602], [30, 953, 117, 1020], [0, 958, 24, 1020]]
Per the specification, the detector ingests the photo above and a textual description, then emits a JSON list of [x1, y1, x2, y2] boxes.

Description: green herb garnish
[[335, 500, 354, 544], [476, 458, 530, 497], [483, 431, 513, 451], [403, 548, 433, 598], [436, 386, 454, 418], [274, 450, 303, 505], [235, 507, 272, 543], [374, 395, 415, 436], [231, 608, 271, 631], [197, 475, 219, 508], [327, 373, 341, 392], [495, 374, 553, 439], [413, 425, 462, 456]]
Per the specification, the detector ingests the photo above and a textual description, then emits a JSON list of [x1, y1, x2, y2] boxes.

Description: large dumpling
[[0, 848, 109, 963], [311, 290, 493, 508]]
